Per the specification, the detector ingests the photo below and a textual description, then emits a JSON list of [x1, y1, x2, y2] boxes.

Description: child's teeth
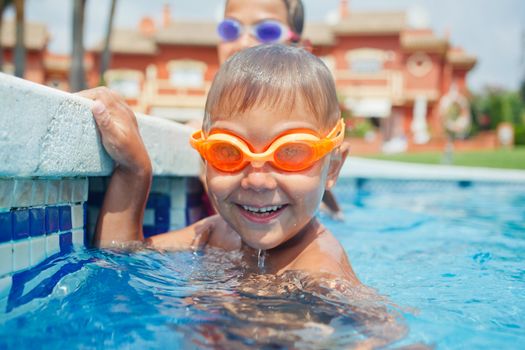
[[242, 205, 282, 213]]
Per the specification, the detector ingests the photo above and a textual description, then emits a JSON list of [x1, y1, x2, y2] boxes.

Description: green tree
[[520, 77, 525, 106]]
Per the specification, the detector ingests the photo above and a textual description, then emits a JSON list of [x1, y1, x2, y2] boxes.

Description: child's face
[[205, 102, 341, 250], [218, 0, 289, 64]]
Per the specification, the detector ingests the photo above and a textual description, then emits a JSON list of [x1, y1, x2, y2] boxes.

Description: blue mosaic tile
[[356, 178, 368, 189], [9, 257, 90, 312], [156, 194, 171, 209], [59, 232, 73, 253], [30, 208, 46, 237], [142, 193, 172, 237], [45, 206, 60, 234], [143, 225, 157, 238], [83, 202, 87, 246], [59, 206, 72, 231], [186, 192, 202, 207], [13, 209, 30, 240], [87, 191, 104, 207], [458, 180, 473, 188], [0, 211, 13, 243], [146, 194, 157, 208], [156, 206, 170, 225]]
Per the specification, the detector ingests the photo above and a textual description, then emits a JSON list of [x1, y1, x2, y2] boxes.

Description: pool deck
[[341, 157, 525, 183]]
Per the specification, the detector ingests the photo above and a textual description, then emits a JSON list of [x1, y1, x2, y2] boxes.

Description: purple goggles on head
[[217, 18, 291, 43]]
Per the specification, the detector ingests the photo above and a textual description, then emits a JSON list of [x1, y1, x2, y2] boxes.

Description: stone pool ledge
[[0, 72, 204, 294], [0, 72, 200, 177], [342, 157, 525, 183]]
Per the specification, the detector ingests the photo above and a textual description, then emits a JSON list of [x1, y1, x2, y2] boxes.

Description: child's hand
[[77, 87, 152, 247], [77, 87, 151, 176]]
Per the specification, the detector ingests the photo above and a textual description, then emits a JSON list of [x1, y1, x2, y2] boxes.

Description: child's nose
[[238, 31, 259, 49], [240, 164, 277, 192]]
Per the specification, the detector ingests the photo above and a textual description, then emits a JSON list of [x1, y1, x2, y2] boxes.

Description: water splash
[[257, 249, 266, 272]]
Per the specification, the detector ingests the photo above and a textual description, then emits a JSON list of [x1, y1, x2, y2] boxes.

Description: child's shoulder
[[288, 227, 360, 284]]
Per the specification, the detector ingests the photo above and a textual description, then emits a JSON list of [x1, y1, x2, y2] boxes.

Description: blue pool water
[[1, 178, 524, 349]]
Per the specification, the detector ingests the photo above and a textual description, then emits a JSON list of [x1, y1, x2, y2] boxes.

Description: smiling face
[[205, 103, 335, 250], [202, 45, 343, 250], [218, 0, 289, 64]]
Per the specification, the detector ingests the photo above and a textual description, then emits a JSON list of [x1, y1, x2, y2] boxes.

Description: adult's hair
[[284, 0, 305, 38], [204, 44, 340, 133]]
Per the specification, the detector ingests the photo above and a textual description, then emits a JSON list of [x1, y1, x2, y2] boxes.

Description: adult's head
[[217, 0, 305, 64]]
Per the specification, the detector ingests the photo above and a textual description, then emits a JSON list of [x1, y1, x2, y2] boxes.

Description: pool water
[[1, 178, 524, 349], [327, 179, 525, 349]]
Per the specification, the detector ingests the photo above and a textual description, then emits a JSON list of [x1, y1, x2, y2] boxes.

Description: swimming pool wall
[[0, 72, 203, 309]]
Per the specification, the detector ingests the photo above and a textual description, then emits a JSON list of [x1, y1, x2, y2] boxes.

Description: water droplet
[[257, 249, 266, 272]]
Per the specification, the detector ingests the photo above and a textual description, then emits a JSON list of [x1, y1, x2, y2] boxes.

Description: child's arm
[[77, 87, 152, 247], [146, 214, 242, 253], [283, 228, 361, 285]]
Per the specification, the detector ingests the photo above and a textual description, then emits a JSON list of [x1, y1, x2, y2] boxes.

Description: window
[[346, 49, 389, 74], [105, 70, 143, 98], [168, 60, 206, 88], [350, 58, 382, 74]]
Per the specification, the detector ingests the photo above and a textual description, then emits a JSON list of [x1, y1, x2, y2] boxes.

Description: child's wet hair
[[204, 44, 340, 133]]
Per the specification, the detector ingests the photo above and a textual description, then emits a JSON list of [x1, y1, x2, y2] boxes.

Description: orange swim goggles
[[190, 119, 345, 172]]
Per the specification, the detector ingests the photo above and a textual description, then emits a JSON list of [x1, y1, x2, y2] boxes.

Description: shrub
[[515, 124, 525, 145]]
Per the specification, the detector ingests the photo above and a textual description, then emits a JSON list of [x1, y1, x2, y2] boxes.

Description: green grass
[[364, 146, 525, 170]]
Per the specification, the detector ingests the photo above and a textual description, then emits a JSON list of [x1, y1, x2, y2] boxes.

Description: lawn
[[364, 146, 525, 170]]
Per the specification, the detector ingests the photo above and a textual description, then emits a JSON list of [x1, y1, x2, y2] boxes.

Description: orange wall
[[3, 49, 46, 83], [402, 52, 445, 92], [332, 35, 401, 70], [155, 45, 219, 80]]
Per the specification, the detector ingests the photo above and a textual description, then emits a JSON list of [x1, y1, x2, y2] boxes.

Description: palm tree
[[70, 0, 87, 91], [99, 0, 117, 85], [13, 0, 24, 77]]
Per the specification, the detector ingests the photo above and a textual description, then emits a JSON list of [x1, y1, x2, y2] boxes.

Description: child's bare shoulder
[[289, 228, 360, 284]]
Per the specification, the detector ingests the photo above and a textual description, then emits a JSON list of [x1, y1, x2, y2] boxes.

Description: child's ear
[[325, 142, 350, 190]]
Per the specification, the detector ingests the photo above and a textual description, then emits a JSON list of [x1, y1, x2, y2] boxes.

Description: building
[[1, 1, 476, 150], [0, 20, 49, 84]]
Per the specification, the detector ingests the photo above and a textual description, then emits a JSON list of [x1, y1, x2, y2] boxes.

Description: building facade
[[1, 2, 476, 149]]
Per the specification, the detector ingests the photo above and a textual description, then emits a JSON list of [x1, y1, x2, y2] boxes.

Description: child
[[80, 44, 360, 284]]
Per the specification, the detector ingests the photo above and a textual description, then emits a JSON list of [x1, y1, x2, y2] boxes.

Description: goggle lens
[[208, 142, 244, 171], [217, 19, 287, 43], [190, 119, 345, 173], [206, 141, 318, 172], [255, 21, 284, 43], [217, 19, 241, 42], [274, 143, 315, 171]]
